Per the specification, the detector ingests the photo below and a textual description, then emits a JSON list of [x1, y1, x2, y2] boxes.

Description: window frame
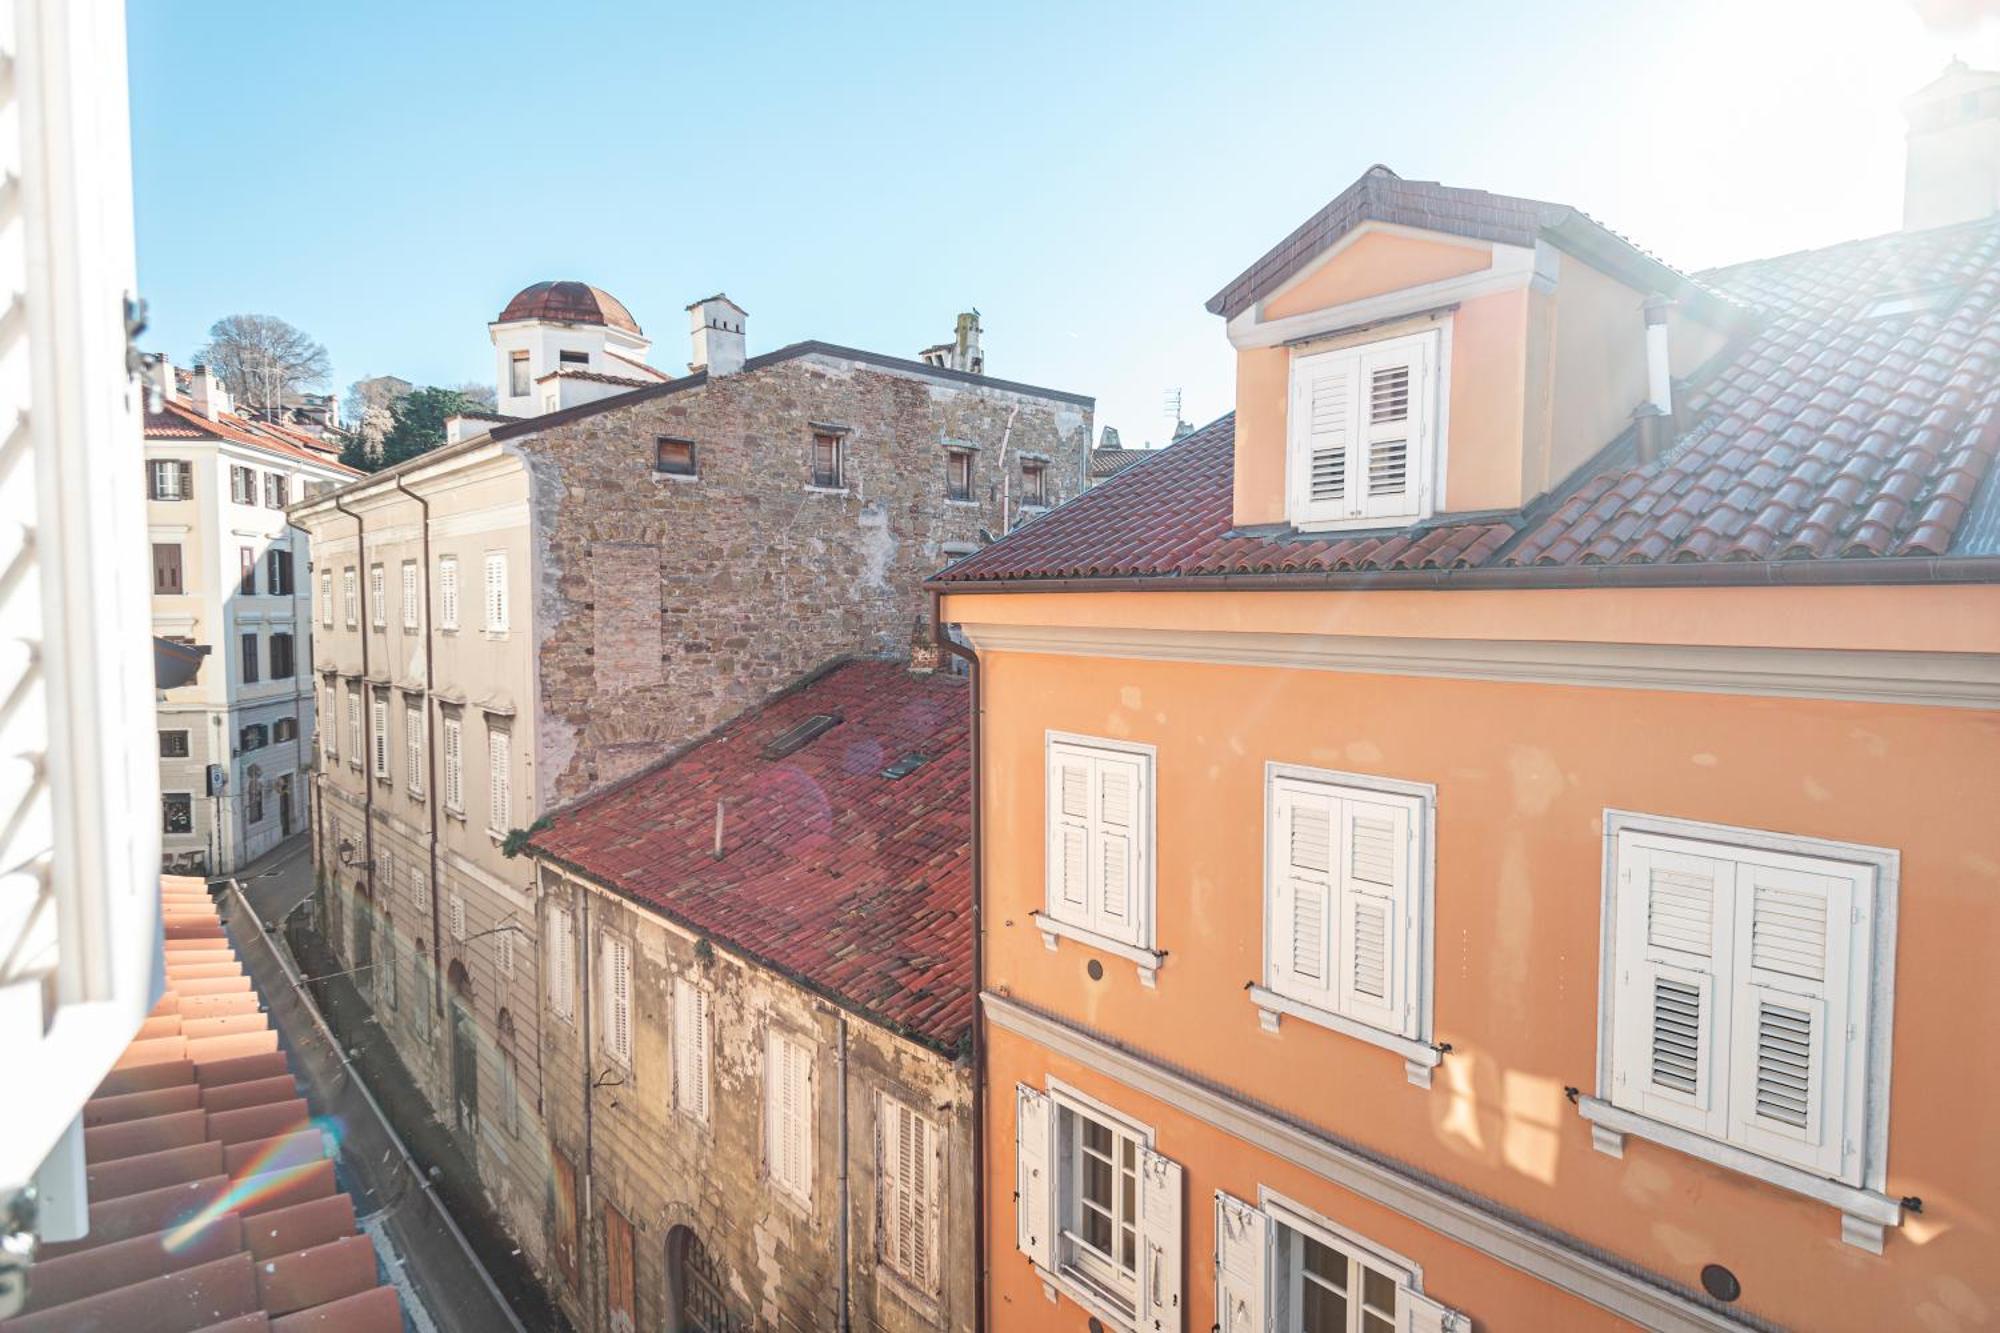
[[1019, 457, 1048, 508], [673, 976, 712, 1126], [1251, 762, 1441, 1086], [1284, 327, 1443, 533], [269, 632, 294, 680], [158, 729, 190, 759], [508, 350, 531, 397], [1035, 731, 1161, 982], [1582, 808, 1902, 1252], [1049, 1082, 1153, 1317], [600, 931, 634, 1068], [547, 902, 576, 1023], [654, 436, 698, 479], [149, 458, 189, 500], [765, 1027, 816, 1207], [441, 711, 464, 813], [945, 446, 974, 503], [239, 630, 260, 685], [401, 560, 419, 631], [486, 722, 512, 834], [152, 541, 184, 595], [809, 431, 846, 490]]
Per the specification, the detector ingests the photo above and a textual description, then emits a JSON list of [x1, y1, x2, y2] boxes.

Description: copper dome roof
[[495, 281, 642, 334]]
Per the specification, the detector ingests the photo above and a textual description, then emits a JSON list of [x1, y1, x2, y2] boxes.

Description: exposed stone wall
[[538, 867, 975, 1333], [528, 352, 1090, 804]]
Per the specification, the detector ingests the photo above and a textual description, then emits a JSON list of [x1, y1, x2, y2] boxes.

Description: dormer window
[[1286, 330, 1438, 530]]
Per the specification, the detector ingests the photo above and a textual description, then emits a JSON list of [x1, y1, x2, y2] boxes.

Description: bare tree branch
[[193, 313, 331, 416]]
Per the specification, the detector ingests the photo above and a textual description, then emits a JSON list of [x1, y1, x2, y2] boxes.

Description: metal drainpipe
[[331, 495, 374, 931], [392, 476, 446, 1026], [837, 1009, 851, 1333], [931, 588, 984, 1333], [577, 879, 597, 1329]]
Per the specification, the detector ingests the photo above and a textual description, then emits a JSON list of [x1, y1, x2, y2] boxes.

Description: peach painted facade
[[942, 188, 2000, 1333]]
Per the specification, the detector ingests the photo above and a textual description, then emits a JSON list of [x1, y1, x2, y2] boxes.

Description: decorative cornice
[[956, 622, 2000, 710], [984, 992, 1756, 1333]]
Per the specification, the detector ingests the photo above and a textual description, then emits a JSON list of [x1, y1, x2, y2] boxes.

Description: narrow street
[[221, 836, 542, 1333]]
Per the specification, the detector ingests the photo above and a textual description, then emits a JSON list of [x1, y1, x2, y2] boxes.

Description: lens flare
[[160, 1115, 342, 1253]]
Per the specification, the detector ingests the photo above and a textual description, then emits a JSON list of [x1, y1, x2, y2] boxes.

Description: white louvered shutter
[[1356, 344, 1427, 522], [548, 907, 574, 1019], [320, 570, 332, 626], [343, 568, 356, 625], [1268, 779, 1339, 1009], [369, 564, 385, 627], [497, 926, 514, 977], [401, 562, 418, 629], [1335, 792, 1417, 1035], [605, 936, 632, 1064], [1727, 858, 1858, 1179], [1015, 1084, 1055, 1270], [405, 705, 422, 790], [882, 1097, 938, 1292], [1137, 1147, 1183, 1331], [1048, 747, 1092, 918], [1290, 353, 1359, 526], [449, 893, 465, 942], [1611, 838, 1733, 1138], [439, 556, 459, 630], [442, 716, 462, 809], [371, 697, 388, 777], [347, 691, 361, 758], [1214, 1192, 1271, 1333], [1406, 1289, 1471, 1333], [411, 865, 430, 915], [321, 683, 336, 758], [675, 978, 711, 1122], [488, 728, 510, 832], [1092, 753, 1145, 944], [484, 551, 507, 632], [767, 1033, 813, 1201]]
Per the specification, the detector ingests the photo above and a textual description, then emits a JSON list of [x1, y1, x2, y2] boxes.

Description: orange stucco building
[[934, 166, 2000, 1332]]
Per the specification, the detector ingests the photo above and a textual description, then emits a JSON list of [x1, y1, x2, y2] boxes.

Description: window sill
[[444, 805, 466, 823], [804, 485, 850, 496], [650, 469, 700, 483], [945, 498, 980, 508], [1029, 913, 1162, 987], [1576, 1096, 1903, 1252], [1247, 984, 1441, 1088], [1029, 1261, 1136, 1333]]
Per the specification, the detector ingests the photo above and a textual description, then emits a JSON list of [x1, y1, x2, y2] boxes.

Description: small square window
[[655, 437, 698, 477], [559, 349, 589, 365], [1021, 460, 1048, 508], [159, 730, 190, 758], [162, 792, 193, 834], [811, 432, 844, 489]]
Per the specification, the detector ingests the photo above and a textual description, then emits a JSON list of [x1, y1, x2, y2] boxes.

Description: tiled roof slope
[[0, 878, 401, 1333], [938, 216, 2000, 584], [1088, 446, 1156, 480], [145, 400, 363, 478], [530, 660, 973, 1053]]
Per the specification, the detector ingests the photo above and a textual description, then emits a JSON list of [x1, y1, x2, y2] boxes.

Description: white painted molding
[[1246, 985, 1440, 1087], [1029, 913, 1162, 987], [957, 622, 2000, 710], [984, 992, 1752, 1332]]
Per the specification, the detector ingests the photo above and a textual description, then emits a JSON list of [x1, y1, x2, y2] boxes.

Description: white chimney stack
[[1903, 61, 2000, 230], [952, 310, 983, 374], [189, 364, 230, 421], [1634, 294, 1674, 463], [688, 294, 748, 376]]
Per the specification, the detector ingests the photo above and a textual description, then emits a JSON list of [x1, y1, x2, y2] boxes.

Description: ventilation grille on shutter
[[1290, 804, 1330, 873], [1370, 366, 1409, 423], [1291, 887, 1326, 981], [1061, 766, 1088, 818], [1368, 440, 1408, 497], [1351, 898, 1389, 1000], [1650, 976, 1702, 1094], [1309, 376, 1349, 503], [1367, 365, 1411, 497], [1350, 814, 1396, 885], [1100, 768, 1131, 827], [1647, 867, 1714, 956], [1059, 828, 1087, 907], [1754, 999, 1813, 1128], [1751, 881, 1827, 980]]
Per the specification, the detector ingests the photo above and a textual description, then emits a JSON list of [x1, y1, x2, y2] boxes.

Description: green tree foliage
[[337, 385, 481, 471]]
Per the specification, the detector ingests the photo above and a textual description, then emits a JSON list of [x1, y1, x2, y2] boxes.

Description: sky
[[128, 0, 2000, 447]]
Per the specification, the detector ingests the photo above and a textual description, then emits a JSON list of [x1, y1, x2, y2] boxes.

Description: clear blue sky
[[127, 1, 1998, 446]]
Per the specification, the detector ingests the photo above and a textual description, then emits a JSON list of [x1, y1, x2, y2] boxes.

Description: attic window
[[880, 752, 933, 780], [1287, 330, 1438, 531], [655, 437, 698, 477], [762, 712, 842, 759], [559, 350, 590, 365], [1862, 287, 1957, 320]]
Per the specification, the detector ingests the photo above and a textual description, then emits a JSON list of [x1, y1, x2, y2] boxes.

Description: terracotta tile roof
[[533, 368, 654, 389], [0, 879, 401, 1333], [1088, 446, 1156, 480], [529, 660, 973, 1053], [496, 280, 642, 334], [145, 400, 363, 478], [939, 216, 2000, 585]]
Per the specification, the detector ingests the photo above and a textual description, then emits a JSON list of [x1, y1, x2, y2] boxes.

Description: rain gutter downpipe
[[391, 474, 446, 1025], [331, 494, 375, 942], [931, 588, 985, 1333]]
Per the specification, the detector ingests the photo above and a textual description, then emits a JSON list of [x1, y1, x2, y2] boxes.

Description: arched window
[[497, 1008, 519, 1135], [666, 1226, 731, 1332]]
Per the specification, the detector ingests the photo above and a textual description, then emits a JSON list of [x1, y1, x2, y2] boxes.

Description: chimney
[[1903, 61, 2000, 230], [951, 310, 983, 374], [687, 294, 747, 376], [1633, 293, 1674, 464], [146, 353, 174, 408], [189, 364, 230, 421]]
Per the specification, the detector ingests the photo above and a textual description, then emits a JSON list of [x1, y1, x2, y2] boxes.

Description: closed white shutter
[[347, 691, 361, 758], [442, 715, 463, 809], [767, 1032, 813, 1201], [320, 570, 332, 626], [369, 564, 385, 627], [1406, 1288, 1471, 1333], [401, 562, 418, 630], [1289, 353, 1359, 525], [1611, 838, 1732, 1138], [1015, 1084, 1055, 1270], [880, 1096, 938, 1292], [1092, 754, 1145, 943], [411, 865, 430, 915], [674, 978, 711, 1122], [405, 705, 423, 791], [1047, 748, 1091, 917], [484, 551, 508, 632], [488, 727, 511, 832], [321, 684, 336, 758], [1726, 859, 1857, 1178], [1335, 792, 1416, 1035], [497, 925, 514, 977], [1356, 345, 1426, 522], [449, 893, 465, 942], [1268, 779, 1339, 1010], [604, 936, 632, 1064], [343, 568, 356, 625], [1213, 1192, 1270, 1333], [548, 906, 574, 1020], [1137, 1147, 1183, 1331], [371, 697, 388, 777], [438, 556, 459, 630]]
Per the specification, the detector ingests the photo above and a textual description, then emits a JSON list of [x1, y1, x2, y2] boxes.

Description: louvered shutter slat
[[1138, 1147, 1183, 1331], [1213, 1191, 1269, 1333], [1015, 1085, 1054, 1270], [1335, 794, 1416, 1035]]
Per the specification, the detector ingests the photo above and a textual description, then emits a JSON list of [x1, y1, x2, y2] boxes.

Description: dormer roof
[[1205, 165, 1733, 326]]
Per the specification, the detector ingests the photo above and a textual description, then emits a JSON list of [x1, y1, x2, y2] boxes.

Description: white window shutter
[[401, 562, 418, 629], [1137, 1147, 1183, 1331], [1268, 780, 1339, 1009], [1406, 1288, 1470, 1333], [488, 728, 511, 832], [1335, 792, 1416, 1035], [1014, 1084, 1055, 1271], [371, 698, 387, 776], [1092, 754, 1145, 943], [1048, 747, 1092, 918], [1356, 345, 1427, 521], [320, 570, 332, 626], [439, 557, 459, 630], [1289, 354, 1360, 525], [1213, 1191, 1271, 1333], [442, 716, 463, 809], [484, 551, 507, 631], [605, 937, 631, 1064], [1611, 838, 1733, 1138], [1726, 861, 1856, 1179]]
